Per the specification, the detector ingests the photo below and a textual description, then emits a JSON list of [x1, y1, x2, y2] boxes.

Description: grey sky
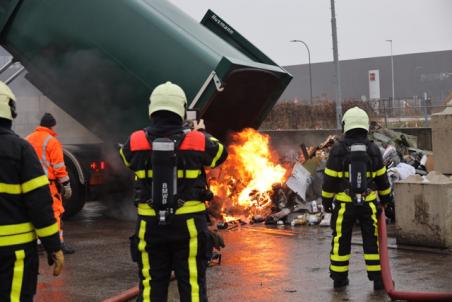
[[168, 0, 452, 66]]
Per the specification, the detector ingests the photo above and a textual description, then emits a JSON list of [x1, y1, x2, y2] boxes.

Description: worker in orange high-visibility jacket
[[0, 81, 64, 301], [26, 113, 75, 254]]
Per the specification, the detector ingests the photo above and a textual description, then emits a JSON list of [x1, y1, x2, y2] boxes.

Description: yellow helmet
[[342, 106, 369, 133], [0, 81, 17, 120], [149, 81, 187, 120]]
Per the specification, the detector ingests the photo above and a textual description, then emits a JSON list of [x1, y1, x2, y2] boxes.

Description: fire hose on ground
[[378, 208, 452, 301], [102, 286, 138, 302], [102, 209, 452, 302]]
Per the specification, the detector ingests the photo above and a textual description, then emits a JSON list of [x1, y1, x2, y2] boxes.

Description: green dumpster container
[[0, 0, 291, 142]]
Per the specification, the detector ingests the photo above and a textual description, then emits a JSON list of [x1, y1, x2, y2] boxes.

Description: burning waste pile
[[206, 124, 433, 229], [206, 129, 333, 228]]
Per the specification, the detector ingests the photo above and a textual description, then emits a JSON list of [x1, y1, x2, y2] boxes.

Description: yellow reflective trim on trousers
[[134, 170, 201, 179], [0, 232, 36, 247], [322, 190, 334, 198], [379, 187, 392, 196], [138, 220, 151, 302], [10, 250, 25, 302], [210, 143, 224, 168], [369, 202, 379, 237], [335, 191, 377, 202], [0, 183, 21, 194], [366, 265, 381, 271], [364, 254, 380, 261], [376, 166, 387, 176], [21, 175, 49, 194], [36, 223, 59, 238], [330, 254, 350, 262], [330, 264, 349, 272], [119, 148, 130, 167], [187, 218, 200, 302], [333, 203, 346, 256], [137, 202, 206, 216], [324, 168, 339, 177], [0, 223, 33, 236]]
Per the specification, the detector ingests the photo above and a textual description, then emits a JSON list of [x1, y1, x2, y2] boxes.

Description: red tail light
[[90, 161, 106, 172]]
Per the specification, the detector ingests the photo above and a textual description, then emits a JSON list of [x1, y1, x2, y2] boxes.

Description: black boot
[[373, 276, 384, 290], [61, 243, 75, 254], [333, 278, 349, 289]]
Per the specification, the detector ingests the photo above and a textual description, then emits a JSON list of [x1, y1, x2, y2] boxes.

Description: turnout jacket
[[0, 125, 61, 252], [321, 135, 392, 205], [119, 120, 228, 216]]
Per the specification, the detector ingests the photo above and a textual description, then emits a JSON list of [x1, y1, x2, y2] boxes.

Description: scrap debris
[[208, 124, 433, 229]]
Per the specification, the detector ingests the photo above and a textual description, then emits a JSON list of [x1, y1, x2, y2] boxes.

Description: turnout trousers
[[329, 201, 381, 281], [0, 243, 39, 302], [134, 212, 209, 302]]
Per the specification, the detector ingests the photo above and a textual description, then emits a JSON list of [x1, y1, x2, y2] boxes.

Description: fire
[[208, 128, 287, 219]]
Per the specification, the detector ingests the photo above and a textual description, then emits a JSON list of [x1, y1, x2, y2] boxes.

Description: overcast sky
[[168, 0, 452, 66]]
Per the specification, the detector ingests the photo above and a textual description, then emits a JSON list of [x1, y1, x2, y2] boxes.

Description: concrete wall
[[394, 178, 452, 248], [431, 104, 452, 175]]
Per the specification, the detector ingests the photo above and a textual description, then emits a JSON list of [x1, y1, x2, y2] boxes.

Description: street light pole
[[330, 0, 342, 129], [290, 39, 313, 106], [386, 39, 395, 101]]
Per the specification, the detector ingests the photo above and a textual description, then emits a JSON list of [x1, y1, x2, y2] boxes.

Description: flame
[[208, 128, 287, 219]]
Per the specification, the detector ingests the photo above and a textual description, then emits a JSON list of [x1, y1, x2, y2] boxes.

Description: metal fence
[[362, 97, 449, 128], [262, 97, 451, 130]]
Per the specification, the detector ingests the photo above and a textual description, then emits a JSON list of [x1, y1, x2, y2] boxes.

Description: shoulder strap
[[130, 130, 151, 151], [179, 131, 206, 151]]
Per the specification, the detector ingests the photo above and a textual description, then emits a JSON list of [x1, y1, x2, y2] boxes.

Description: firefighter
[[120, 81, 228, 302], [321, 107, 392, 290], [26, 113, 74, 254], [0, 81, 64, 301]]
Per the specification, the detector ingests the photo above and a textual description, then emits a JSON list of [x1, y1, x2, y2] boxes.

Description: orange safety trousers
[[50, 182, 65, 241]]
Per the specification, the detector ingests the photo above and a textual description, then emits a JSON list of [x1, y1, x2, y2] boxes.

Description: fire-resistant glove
[[193, 119, 206, 131], [47, 250, 64, 276], [62, 181, 72, 200]]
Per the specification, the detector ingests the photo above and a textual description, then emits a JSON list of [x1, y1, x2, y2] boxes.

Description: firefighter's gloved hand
[[193, 119, 206, 131], [322, 199, 333, 213], [208, 230, 225, 250], [47, 250, 64, 276], [62, 182, 72, 200]]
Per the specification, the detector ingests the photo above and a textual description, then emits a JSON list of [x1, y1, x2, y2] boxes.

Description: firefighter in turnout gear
[[120, 81, 228, 302], [0, 81, 64, 301], [321, 107, 392, 290], [26, 113, 74, 254]]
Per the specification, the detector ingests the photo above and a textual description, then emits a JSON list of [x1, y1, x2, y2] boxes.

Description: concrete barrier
[[431, 102, 452, 175], [394, 174, 452, 248]]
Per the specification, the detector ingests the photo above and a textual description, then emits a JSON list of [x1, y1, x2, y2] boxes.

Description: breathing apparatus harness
[[142, 129, 190, 225], [340, 140, 376, 206]]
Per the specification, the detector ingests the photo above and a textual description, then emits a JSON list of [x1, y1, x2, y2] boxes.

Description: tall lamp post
[[386, 39, 395, 102], [290, 39, 313, 105]]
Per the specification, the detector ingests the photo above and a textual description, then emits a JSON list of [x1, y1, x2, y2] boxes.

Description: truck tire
[[62, 159, 87, 219]]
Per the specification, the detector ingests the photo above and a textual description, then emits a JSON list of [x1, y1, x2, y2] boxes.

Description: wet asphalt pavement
[[35, 202, 452, 302]]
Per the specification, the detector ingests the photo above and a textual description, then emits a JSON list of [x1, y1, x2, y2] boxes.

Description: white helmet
[[0, 81, 17, 120], [342, 107, 369, 133], [149, 81, 187, 120]]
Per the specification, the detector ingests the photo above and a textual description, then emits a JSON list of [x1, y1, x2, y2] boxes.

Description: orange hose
[[378, 208, 452, 301], [102, 286, 139, 302]]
